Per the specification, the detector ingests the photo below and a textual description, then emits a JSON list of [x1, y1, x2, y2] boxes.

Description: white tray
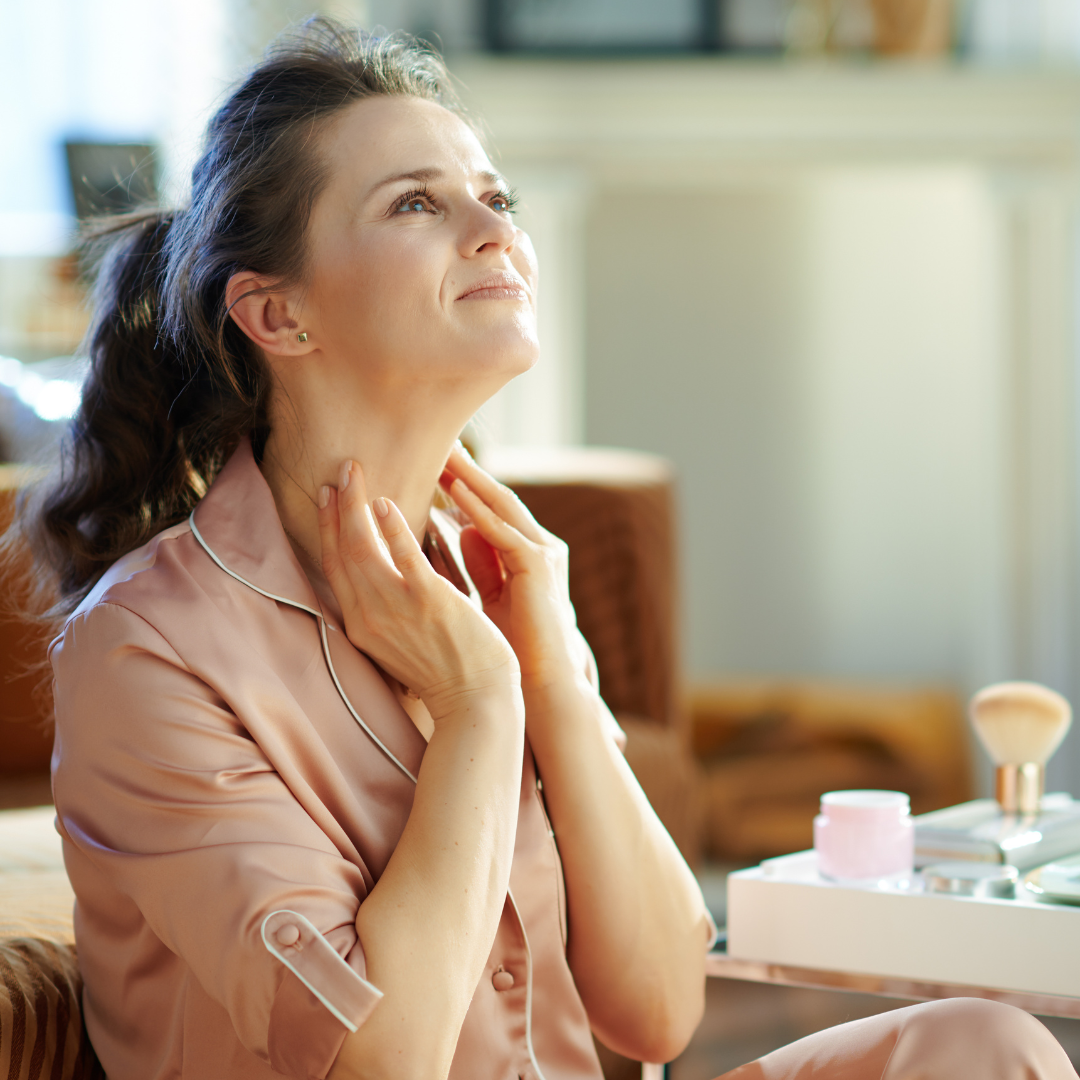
[[727, 850, 1080, 998]]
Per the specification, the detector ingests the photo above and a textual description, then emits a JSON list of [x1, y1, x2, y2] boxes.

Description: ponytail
[[4, 19, 460, 621], [32, 209, 247, 604]]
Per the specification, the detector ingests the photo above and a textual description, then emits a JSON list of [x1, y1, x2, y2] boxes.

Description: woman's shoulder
[[49, 515, 268, 745], [66, 518, 203, 626], [54, 516, 245, 676]]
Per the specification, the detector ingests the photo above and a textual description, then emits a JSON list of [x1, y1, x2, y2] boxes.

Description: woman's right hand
[[319, 469, 526, 1080], [317, 459, 518, 723]]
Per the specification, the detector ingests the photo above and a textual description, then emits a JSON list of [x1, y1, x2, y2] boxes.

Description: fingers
[[448, 477, 536, 576], [319, 460, 437, 593], [317, 485, 356, 606], [336, 460, 382, 569], [459, 525, 505, 607], [338, 461, 409, 574], [444, 443, 546, 544], [371, 496, 428, 580]]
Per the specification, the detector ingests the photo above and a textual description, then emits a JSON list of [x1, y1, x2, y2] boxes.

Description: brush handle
[[996, 762, 1043, 815]]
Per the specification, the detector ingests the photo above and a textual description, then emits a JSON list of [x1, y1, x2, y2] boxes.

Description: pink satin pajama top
[[49, 439, 608, 1080]]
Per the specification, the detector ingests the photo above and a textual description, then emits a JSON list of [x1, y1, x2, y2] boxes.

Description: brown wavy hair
[[5, 17, 462, 622]]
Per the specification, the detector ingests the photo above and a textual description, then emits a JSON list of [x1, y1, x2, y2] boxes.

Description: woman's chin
[[470, 348, 539, 392], [460, 327, 540, 380], [457, 309, 538, 355]]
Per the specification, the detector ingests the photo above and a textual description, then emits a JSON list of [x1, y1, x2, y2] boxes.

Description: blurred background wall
[[4, 0, 1080, 798]]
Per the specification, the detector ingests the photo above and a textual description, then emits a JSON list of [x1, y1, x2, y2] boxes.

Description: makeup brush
[[970, 682, 1072, 815]]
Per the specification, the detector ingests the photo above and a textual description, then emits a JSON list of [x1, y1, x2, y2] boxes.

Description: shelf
[[455, 56, 1080, 177]]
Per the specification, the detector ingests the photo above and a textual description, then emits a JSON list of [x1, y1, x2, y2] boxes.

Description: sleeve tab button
[[275, 923, 301, 947]]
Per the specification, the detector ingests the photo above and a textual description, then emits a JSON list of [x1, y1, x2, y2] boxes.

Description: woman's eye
[[394, 189, 435, 215], [490, 192, 517, 214]]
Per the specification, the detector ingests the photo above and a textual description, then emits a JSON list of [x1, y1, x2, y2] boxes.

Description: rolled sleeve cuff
[[263, 910, 382, 1078]]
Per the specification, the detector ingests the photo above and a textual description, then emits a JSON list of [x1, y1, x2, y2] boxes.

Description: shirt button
[[275, 924, 301, 947], [492, 969, 515, 992]]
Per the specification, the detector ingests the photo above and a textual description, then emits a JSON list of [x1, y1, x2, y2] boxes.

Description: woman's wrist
[[514, 625, 593, 697], [420, 660, 524, 728], [521, 672, 605, 745]]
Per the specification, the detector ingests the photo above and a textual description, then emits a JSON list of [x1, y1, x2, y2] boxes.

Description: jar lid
[[924, 862, 1018, 899], [820, 790, 910, 810]]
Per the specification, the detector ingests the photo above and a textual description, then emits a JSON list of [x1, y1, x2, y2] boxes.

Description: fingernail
[[373, 497, 389, 518], [456, 439, 473, 459], [339, 462, 351, 491], [318, 485, 330, 509]]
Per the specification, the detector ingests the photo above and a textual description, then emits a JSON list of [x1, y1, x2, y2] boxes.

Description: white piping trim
[[316, 616, 418, 784], [260, 909, 380, 1032], [506, 887, 548, 1080], [188, 513, 323, 619], [188, 512, 418, 785]]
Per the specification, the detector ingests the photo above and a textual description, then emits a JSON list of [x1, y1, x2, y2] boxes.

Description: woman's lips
[[457, 271, 529, 301]]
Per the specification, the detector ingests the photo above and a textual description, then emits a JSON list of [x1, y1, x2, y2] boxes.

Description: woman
[[23, 18, 1076, 1080]]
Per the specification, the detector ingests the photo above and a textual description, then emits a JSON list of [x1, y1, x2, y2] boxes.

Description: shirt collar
[[191, 437, 321, 613], [191, 437, 477, 613]]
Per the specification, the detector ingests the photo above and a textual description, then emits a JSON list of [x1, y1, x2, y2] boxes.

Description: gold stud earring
[[297, 332, 308, 343]]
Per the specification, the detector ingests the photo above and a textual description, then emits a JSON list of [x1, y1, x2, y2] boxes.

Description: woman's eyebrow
[[364, 166, 509, 201]]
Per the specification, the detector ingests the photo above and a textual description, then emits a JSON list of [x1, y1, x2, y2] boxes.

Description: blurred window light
[[963, 0, 1080, 62], [0, 356, 83, 421], [0, 213, 76, 259], [0, 0, 229, 255], [0, 356, 23, 389]]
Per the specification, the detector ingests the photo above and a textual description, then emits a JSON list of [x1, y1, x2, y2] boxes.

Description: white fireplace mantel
[[458, 58, 1080, 174]]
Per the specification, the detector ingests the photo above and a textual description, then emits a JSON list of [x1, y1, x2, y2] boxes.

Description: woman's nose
[[461, 204, 517, 257]]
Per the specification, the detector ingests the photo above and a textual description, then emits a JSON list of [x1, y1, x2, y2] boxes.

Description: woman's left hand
[[444, 450, 712, 1066], [442, 443, 588, 694]]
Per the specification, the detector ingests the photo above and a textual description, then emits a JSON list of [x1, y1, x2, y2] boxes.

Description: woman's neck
[[258, 405, 462, 584]]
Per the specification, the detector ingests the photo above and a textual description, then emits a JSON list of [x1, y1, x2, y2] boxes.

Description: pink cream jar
[[813, 790, 914, 883]]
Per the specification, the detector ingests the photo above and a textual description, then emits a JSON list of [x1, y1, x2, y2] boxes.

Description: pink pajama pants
[[717, 998, 1077, 1079]]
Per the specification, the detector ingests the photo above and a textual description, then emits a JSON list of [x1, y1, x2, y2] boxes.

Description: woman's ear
[[225, 271, 313, 356]]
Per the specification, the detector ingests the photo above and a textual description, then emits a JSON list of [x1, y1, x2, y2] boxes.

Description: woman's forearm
[[525, 677, 710, 1064], [329, 681, 525, 1080]]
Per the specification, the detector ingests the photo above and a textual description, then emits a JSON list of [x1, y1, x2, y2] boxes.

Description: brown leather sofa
[[0, 470, 53, 804]]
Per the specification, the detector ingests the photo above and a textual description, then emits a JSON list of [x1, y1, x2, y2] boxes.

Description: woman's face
[[301, 95, 540, 400]]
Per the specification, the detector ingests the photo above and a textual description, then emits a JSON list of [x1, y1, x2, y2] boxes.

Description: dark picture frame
[[483, 0, 722, 53], [64, 142, 158, 220]]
